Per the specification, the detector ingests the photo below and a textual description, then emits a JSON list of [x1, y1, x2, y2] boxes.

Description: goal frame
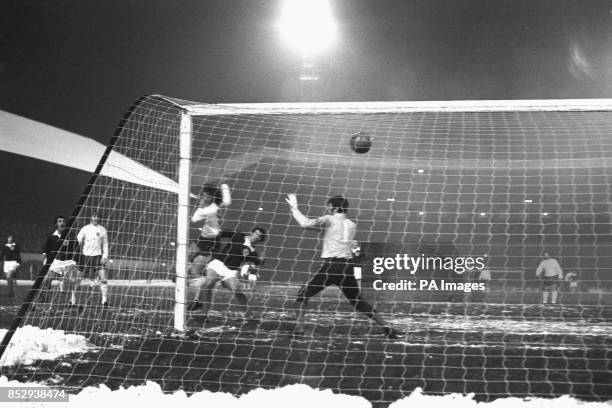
[[170, 96, 612, 332]]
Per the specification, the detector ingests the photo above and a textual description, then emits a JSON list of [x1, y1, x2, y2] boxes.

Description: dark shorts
[[189, 236, 218, 262], [542, 276, 559, 289], [80, 255, 103, 275], [297, 258, 361, 303]]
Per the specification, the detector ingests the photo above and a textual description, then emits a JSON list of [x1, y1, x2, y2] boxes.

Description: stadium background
[[3, 100, 612, 294]]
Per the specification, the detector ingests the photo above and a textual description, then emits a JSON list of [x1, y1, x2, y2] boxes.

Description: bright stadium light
[[278, 0, 337, 56]]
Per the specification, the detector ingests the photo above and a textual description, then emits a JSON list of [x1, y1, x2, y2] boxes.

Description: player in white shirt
[[286, 194, 400, 339], [188, 183, 231, 285], [535, 252, 563, 305], [77, 214, 109, 306]]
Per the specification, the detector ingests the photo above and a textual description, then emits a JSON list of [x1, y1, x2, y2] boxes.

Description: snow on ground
[[0, 326, 97, 366], [0, 377, 610, 408], [0, 326, 610, 407]]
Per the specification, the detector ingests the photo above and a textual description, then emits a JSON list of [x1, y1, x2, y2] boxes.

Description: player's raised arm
[[286, 194, 327, 229], [191, 183, 231, 222], [219, 183, 231, 207]]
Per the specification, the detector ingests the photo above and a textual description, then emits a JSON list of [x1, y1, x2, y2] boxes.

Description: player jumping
[[188, 183, 231, 278], [286, 194, 401, 339]]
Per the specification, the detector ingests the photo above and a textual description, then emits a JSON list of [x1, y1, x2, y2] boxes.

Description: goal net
[[1, 95, 611, 404]]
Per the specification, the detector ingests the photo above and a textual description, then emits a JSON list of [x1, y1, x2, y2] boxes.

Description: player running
[[77, 213, 109, 306], [286, 194, 401, 339], [535, 252, 563, 305], [188, 183, 231, 277], [2, 235, 22, 297], [189, 227, 266, 321]]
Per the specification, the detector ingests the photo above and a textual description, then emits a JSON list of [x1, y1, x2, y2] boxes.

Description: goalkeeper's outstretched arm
[[285, 194, 327, 229]]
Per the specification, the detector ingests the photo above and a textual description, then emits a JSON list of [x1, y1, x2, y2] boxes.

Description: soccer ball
[[350, 132, 372, 154]]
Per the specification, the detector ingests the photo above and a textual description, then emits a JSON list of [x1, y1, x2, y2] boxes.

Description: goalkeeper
[[286, 194, 401, 339]]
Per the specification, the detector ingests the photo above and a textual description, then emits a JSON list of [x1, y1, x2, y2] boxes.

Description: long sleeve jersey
[[535, 258, 563, 279], [77, 224, 109, 258], [43, 230, 79, 263], [191, 184, 231, 238], [290, 209, 356, 259], [2, 242, 21, 263], [215, 230, 263, 269]]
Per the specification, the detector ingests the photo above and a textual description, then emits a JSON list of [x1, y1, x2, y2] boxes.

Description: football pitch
[[1, 281, 611, 407]]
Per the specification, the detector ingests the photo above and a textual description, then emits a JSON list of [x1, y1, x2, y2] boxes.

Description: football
[[350, 131, 372, 154]]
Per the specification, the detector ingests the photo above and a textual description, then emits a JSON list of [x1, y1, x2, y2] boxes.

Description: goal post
[[174, 112, 193, 332], [1, 95, 611, 404]]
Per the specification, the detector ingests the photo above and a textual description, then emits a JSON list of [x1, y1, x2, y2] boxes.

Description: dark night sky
[[2, 0, 612, 239]]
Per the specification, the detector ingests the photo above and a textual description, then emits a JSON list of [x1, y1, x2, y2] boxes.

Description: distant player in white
[[77, 214, 109, 306], [535, 252, 563, 305], [189, 183, 231, 277], [2, 235, 21, 297]]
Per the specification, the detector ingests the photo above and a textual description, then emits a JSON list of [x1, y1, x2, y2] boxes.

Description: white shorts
[[49, 259, 77, 276], [207, 259, 237, 280], [3, 261, 19, 274], [354, 266, 362, 280]]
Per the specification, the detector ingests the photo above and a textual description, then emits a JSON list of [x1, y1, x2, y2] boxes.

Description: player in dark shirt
[[2, 235, 22, 297], [189, 227, 266, 322], [216, 229, 265, 269], [40, 216, 80, 306], [218, 229, 266, 292]]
